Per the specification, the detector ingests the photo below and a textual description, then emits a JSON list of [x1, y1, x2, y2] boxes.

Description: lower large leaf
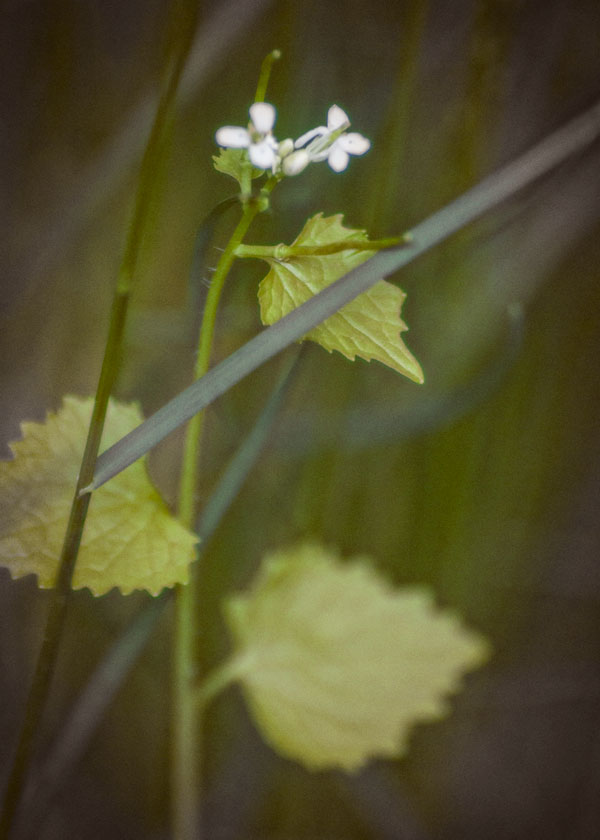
[[224, 543, 489, 771]]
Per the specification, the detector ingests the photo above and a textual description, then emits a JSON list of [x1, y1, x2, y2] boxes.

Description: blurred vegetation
[[1, 0, 600, 837]]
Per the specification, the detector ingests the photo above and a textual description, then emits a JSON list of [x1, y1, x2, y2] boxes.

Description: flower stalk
[[171, 180, 277, 840]]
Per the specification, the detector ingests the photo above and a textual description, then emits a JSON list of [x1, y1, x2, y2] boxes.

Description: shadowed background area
[[1, 0, 600, 837]]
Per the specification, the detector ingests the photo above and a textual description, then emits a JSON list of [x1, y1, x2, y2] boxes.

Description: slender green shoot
[[254, 49, 282, 103], [171, 179, 279, 839], [0, 7, 198, 837]]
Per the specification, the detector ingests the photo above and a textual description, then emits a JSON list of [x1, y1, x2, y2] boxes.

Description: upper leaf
[[257, 213, 424, 382], [0, 396, 198, 596], [223, 543, 489, 771], [212, 148, 263, 187]]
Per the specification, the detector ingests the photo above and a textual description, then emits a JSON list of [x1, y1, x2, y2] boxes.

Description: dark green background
[[1, 0, 600, 837]]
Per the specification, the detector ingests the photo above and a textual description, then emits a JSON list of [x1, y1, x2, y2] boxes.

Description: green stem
[[0, 6, 198, 837], [171, 180, 276, 840], [193, 656, 251, 712], [254, 49, 282, 103], [235, 234, 412, 261]]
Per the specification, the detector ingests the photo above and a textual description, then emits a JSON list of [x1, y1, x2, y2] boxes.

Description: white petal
[[250, 102, 276, 133], [295, 126, 326, 148], [328, 143, 350, 172], [338, 132, 371, 156], [215, 126, 250, 148], [249, 140, 277, 169], [307, 148, 330, 162], [282, 149, 310, 176], [327, 104, 350, 131]]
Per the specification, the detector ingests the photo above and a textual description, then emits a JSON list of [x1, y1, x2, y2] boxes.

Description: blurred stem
[[0, 5, 198, 837], [364, 0, 429, 230], [193, 656, 251, 712], [172, 179, 276, 840]]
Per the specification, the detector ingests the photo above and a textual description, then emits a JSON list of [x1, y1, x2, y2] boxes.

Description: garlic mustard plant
[[215, 102, 371, 177]]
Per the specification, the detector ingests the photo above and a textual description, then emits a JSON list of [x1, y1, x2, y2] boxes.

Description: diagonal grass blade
[[88, 99, 600, 491]]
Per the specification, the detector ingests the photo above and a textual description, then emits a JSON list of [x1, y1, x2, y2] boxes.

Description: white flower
[[215, 102, 279, 170], [294, 104, 371, 172]]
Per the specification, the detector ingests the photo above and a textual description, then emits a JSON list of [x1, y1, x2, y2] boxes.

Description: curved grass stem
[[0, 6, 199, 837]]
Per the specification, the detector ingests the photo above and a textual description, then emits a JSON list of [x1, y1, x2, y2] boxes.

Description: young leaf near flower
[[212, 148, 265, 186], [256, 213, 424, 382], [0, 396, 197, 595], [221, 543, 489, 771]]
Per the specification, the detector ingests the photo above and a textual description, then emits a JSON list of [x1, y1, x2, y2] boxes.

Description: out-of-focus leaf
[[0, 396, 197, 595], [257, 214, 423, 382], [223, 543, 489, 771]]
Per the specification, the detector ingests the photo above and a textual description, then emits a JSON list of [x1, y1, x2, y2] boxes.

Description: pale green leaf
[[224, 543, 489, 771], [0, 396, 197, 595], [212, 148, 263, 186], [257, 213, 424, 382]]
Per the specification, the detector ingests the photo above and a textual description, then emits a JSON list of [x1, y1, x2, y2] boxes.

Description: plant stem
[[193, 657, 251, 712], [0, 5, 198, 837], [254, 49, 282, 103], [235, 234, 412, 261], [171, 181, 276, 840]]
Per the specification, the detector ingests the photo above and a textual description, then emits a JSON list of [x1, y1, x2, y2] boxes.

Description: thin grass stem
[[0, 5, 199, 837]]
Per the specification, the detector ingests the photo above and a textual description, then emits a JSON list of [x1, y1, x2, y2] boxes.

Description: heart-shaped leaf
[[0, 396, 197, 595], [223, 543, 489, 771]]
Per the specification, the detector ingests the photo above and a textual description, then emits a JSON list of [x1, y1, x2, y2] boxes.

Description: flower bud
[[277, 138, 295, 158], [282, 149, 310, 176]]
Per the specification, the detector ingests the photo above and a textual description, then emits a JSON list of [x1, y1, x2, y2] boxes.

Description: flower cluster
[[215, 103, 370, 176]]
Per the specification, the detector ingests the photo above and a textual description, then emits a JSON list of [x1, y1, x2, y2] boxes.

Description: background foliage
[[1, 0, 600, 837]]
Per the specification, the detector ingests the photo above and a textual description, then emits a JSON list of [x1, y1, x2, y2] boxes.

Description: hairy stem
[[171, 181, 276, 840]]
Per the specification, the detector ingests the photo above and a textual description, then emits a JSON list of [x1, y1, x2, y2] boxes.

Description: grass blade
[[15, 597, 168, 839], [195, 352, 300, 543], [89, 99, 600, 491]]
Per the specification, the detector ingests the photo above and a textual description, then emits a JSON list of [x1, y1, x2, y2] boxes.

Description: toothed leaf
[[224, 543, 488, 771], [0, 396, 198, 595], [257, 214, 423, 382]]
